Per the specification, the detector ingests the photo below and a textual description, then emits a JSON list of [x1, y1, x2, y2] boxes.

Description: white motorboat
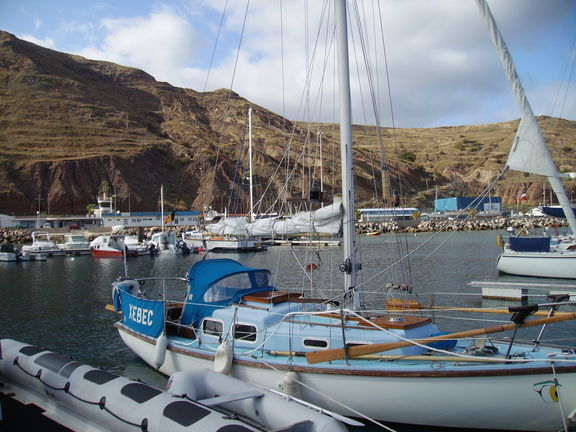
[[90, 234, 149, 258], [58, 234, 91, 255], [21, 231, 57, 253], [497, 232, 576, 279], [182, 229, 265, 253], [0, 244, 29, 262], [148, 231, 177, 254]]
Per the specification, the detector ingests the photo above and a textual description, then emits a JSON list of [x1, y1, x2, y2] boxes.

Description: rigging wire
[[202, 0, 229, 92], [204, 0, 251, 213]]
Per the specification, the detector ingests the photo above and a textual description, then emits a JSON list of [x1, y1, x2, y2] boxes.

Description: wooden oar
[[305, 312, 576, 364], [391, 306, 571, 316], [105, 304, 120, 313]]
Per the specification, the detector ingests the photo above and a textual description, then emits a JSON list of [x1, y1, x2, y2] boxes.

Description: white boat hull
[[117, 327, 576, 431], [184, 237, 264, 252], [497, 250, 576, 279]]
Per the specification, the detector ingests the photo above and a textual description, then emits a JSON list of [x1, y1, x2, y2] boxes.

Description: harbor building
[[434, 197, 501, 214]]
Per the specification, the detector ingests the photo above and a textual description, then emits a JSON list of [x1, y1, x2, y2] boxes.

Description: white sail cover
[[204, 217, 251, 236], [205, 198, 343, 237]]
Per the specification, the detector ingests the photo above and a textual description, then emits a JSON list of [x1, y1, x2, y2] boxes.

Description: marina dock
[[471, 280, 576, 301]]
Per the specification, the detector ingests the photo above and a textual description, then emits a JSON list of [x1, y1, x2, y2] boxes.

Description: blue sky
[[1, 0, 575, 128]]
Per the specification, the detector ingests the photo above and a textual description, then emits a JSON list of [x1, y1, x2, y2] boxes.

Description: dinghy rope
[[12, 356, 144, 429], [256, 357, 398, 432], [550, 362, 569, 432]]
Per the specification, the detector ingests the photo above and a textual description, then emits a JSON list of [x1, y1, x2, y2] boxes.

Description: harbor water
[[2, 229, 575, 431]]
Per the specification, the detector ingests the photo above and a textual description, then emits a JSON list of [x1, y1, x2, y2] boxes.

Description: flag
[[164, 210, 175, 225], [519, 193, 527, 201]]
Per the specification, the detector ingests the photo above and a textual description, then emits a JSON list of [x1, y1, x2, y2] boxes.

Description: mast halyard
[[335, 0, 361, 309], [248, 107, 255, 223], [160, 184, 165, 232]]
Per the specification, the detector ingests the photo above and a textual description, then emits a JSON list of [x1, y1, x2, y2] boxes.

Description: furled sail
[[476, 0, 576, 235], [204, 198, 343, 237]]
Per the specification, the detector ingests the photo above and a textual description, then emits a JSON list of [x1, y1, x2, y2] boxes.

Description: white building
[[100, 211, 201, 228]]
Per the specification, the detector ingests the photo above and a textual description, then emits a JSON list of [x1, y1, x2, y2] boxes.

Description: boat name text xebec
[[128, 304, 154, 326]]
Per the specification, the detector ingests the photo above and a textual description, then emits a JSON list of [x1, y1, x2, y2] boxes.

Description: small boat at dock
[[21, 231, 58, 254], [0, 244, 29, 262], [58, 234, 91, 255]]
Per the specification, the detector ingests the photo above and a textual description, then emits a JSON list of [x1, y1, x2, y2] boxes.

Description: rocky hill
[[1, 30, 574, 216]]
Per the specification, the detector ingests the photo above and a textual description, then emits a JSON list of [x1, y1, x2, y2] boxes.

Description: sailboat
[[109, 1, 576, 430], [182, 109, 268, 253], [148, 185, 177, 254], [491, 4, 576, 279]]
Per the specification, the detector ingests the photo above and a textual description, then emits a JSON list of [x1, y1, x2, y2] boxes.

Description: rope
[[551, 362, 569, 432], [13, 359, 143, 428], [255, 357, 399, 432]]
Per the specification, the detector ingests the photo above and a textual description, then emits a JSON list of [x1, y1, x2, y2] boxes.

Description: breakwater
[[1, 217, 569, 245], [356, 216, 568, 234]]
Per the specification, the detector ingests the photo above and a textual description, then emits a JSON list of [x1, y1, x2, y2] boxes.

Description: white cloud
[[77, 10, 203, 86], [66, 0, 574, 127]]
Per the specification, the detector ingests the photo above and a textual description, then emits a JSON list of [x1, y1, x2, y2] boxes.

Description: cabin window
[[303, 339, 328, 349], [251, 271, 270, 288], [202, 319, 223, 337], [234, 324, 257, 342], [203, 271, 270, 303]]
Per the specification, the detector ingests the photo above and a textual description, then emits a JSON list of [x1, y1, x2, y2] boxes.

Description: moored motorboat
[[148, 231, 177, 254], [497, 232, 576, 279], [90, 235, 136, 258], [0, 338, 347, 432], [58, 234, 91, 255], [181, 230, 265, 253], [21, 231, 57, 253], [0, 243, 30, 262]]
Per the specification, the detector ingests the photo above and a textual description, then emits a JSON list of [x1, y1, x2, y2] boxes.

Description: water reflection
[[2, 230, 575, 430]]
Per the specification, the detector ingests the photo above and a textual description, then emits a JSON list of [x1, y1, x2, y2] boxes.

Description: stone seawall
[[1, 217, 569, 245], [356, 216, 568, 234]]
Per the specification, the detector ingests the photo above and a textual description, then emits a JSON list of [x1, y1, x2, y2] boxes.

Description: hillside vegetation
[[0, 30, 574, 216]]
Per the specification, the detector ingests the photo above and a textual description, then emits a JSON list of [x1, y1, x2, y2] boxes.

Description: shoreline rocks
[[0, 217, 569, 245], [356, 216, 568, 235]]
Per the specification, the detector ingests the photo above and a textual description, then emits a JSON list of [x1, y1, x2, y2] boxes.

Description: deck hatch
[[203, 319, 223, 337], [83, 369, 119, 385], [215, 426, 255, 431], [34, 353, 82, 378], [163, 400, 210, 426], [303, 339, 328, 348], [234, 324, 257, 342], [19, 345, 45, 357], [121, 382, 162, 403]]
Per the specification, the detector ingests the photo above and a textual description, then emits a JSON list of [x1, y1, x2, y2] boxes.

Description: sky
[[1, 0, 575, 128]]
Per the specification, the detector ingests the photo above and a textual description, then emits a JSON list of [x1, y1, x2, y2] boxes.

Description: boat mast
[[335, 0, 361, 309], [161, 184, 165, 232], [248, 107, 255, 222], [476, 0, 576, 235]]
